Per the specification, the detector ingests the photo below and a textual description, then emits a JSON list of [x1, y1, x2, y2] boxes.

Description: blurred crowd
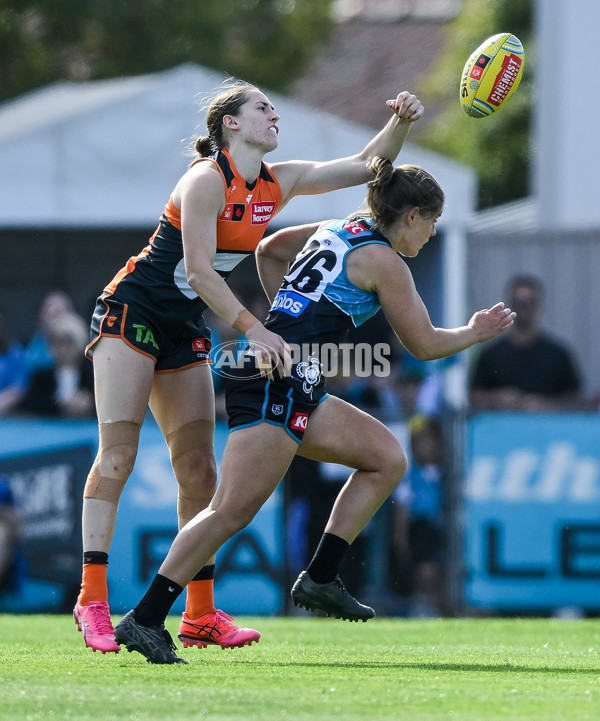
[[0, 290, 95, 421], [0, 273, 593, 616]]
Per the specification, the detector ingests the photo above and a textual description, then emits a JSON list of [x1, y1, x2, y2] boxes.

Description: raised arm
[[348, 244, 515, 361], [271, 91, 424, 201]]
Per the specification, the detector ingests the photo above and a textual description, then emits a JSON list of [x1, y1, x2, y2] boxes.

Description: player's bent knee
[[382, 442, 408, 488], [218, 505, 257, 535]]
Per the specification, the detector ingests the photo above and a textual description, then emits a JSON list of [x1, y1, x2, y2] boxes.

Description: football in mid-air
[[460, 33, 525, 117]]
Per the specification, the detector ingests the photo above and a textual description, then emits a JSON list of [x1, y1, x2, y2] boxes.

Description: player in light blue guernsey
[[114, 157, 516, 662], [254, 216, 396, 404], [269, 217, 392, 345]]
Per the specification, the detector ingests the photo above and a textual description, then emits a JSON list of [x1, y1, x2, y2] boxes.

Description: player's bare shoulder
[[346, 240, 406, 292], [172, 158, 225, 208]]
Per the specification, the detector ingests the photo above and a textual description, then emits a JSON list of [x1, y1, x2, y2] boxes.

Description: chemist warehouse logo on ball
[[210, 340, 391, 380], [488, 53, 522, 106]]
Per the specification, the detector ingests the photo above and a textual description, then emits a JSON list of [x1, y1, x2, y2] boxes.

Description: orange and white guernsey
[[102, 149, 282, 334]]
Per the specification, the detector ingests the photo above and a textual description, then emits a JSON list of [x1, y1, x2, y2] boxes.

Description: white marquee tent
[[0, 63, 476, 403], [0, 63, 474, 228]]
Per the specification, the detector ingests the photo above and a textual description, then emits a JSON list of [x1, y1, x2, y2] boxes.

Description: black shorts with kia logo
[[224, 362, 328, 443], [86, 293, 212, 371]]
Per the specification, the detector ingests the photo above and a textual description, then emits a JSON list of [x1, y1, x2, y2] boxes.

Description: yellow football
[[460, 32, 525, 117]]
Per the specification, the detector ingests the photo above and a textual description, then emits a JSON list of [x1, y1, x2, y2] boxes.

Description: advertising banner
[[0, 418, 284, 615], [464, 413, 600, 612]]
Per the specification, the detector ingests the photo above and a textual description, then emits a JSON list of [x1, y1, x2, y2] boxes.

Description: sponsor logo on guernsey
[[251, 201, 276, 225], [222, 203, 245, 221], [342, 220, 369, 235], [291, 412, 309, 431], [272, 290, 309, 317]]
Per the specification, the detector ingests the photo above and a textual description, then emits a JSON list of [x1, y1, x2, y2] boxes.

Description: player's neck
[[226, 144, 264, 184]]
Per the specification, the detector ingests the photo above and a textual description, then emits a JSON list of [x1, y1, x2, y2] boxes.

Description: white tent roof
[[0, 63, 475, 229]]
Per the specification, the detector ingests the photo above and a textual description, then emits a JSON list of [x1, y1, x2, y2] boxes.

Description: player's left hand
[[387, 92, 424, 122], [469, 301, 516, 342]]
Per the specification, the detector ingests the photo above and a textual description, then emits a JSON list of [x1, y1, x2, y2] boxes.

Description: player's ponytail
[[366, 157, 444, 230], [195, 136, 216, 157]]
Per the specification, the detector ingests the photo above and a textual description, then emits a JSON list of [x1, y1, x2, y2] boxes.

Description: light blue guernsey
[[266, 217, 392, 347]]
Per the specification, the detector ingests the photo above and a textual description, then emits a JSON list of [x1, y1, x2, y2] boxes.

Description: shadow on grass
[[248, 660, 600, 675]]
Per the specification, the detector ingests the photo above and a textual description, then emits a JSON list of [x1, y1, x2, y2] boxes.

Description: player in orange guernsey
[[73, 78, 424, 655]]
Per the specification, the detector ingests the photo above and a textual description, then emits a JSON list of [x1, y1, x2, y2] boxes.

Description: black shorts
[[225, 366, 328, 443], [86, 293, 212, 371]]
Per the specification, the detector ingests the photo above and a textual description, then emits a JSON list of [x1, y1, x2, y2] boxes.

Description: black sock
[[134, 574, 184, 627], [82, 551, 108, 565], [306, 533, 350, 584], [191, 564, 215, 582]]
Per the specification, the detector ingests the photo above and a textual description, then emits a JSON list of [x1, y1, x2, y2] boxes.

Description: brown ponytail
[[366, 156, 444, 229], [195, 136, 216, 157]]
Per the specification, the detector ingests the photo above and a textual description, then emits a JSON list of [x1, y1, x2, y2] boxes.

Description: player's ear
[[406, 207, 420, 225], [223, 114, 239, 130]]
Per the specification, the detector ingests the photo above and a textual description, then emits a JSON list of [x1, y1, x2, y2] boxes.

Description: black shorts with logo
[[224, 363, 328, 443], [86, 293, 212, 371]]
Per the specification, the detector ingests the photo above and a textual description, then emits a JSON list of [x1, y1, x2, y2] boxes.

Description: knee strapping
[[165, 419, 214, 462], [177, 494, 204, 524], [83, 473, 127, 503], [84, 420, 141, 503], [99, 419, 141, 451]]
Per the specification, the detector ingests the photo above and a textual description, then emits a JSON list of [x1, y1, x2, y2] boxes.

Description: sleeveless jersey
[[265, 217, 391, 346], [102, 149, 282, 335], [223, 217, 392, 418]]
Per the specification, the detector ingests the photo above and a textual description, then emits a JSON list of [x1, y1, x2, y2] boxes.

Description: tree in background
[[0, 0, 334, 102], [412, 0, 533, 209]]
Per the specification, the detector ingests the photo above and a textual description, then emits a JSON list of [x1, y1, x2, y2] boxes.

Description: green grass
[[0, 615, 599, 720]]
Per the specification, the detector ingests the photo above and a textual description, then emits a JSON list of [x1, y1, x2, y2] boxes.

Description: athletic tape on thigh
[[83, 473, 127, 502], [165, 419, 214, 462], [98, 420, 141, 449]]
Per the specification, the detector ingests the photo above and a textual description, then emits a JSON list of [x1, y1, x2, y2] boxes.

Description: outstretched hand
[[469, 302, 516, 342], [387, 91, 424, 122]]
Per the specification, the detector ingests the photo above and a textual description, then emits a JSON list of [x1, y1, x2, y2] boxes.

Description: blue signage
[[463, 413, 600, 612], [0, 417, 284, 615]]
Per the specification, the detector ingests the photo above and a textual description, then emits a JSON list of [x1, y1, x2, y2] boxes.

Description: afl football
[[460, 33, 525, 117]]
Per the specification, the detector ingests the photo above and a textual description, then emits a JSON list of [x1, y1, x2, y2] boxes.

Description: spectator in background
[[25, 290, 76, 373], [469, 274, 584, 411], [19, 312, 95, 418], [0, 475, 26, 602], [391, 414, 445, 617], [0, 305, 29, 416]]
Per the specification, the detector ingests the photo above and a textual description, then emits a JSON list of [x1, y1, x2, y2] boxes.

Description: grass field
[[0, 614, 598, 720]]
